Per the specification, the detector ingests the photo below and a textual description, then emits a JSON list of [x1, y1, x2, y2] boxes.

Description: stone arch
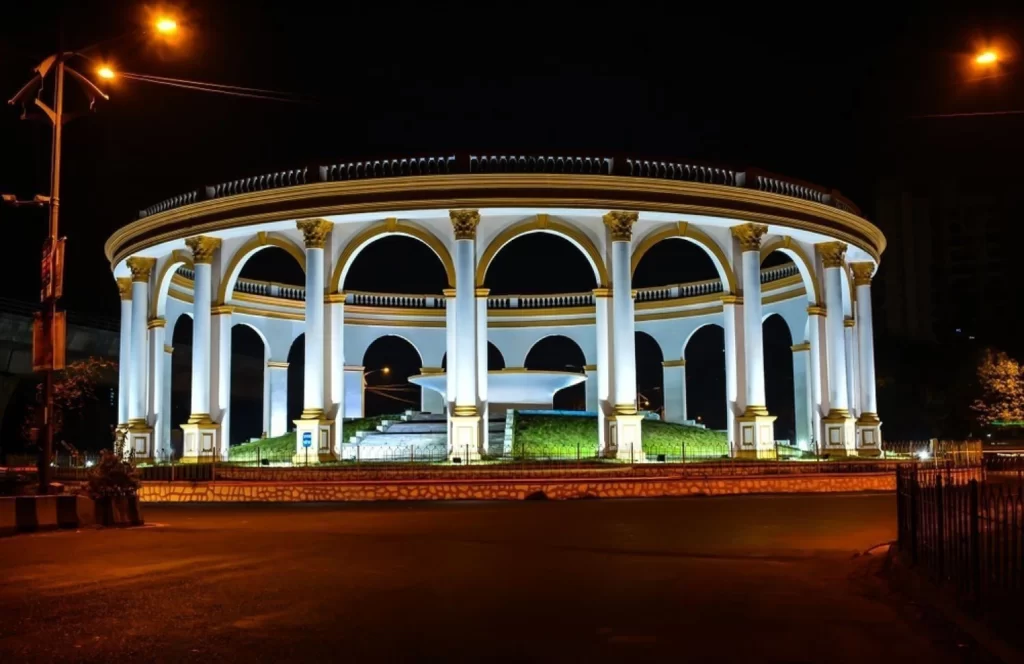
[[634, 331, 664, 413], [150, 249, 194, 318], [230, 322, 269, 445], [441, 342, 506, 371], [759, 236, 820, 305], [332, 218, 455, 292], [476, 214, 609, 288], [218, 233, 306, 304], [524, 334, 588, 411], [631, 222, 737, 294], [361, 333, 425, 368], [362, 335, 426, 416], [762, 313, 796, 443]]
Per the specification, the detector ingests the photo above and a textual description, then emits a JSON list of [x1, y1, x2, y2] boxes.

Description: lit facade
[[105, 155, 885, 462]]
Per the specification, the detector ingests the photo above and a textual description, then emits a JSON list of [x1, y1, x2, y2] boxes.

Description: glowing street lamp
[[97, 66, 115, 80], [975, 50, 998, 65], [155, 17, 178, 34]]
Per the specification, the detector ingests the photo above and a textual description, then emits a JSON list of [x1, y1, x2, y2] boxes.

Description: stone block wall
[[139, 472, 896, 503]]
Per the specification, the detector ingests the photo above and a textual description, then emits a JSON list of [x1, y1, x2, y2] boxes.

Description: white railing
[[172, 262, 799, 310]]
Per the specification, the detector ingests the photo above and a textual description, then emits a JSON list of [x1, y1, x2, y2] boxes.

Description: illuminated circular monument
[[105, 154, 885, 463]]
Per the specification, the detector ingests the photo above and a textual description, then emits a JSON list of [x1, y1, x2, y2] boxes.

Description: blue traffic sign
[[302, 431, 312, 448]]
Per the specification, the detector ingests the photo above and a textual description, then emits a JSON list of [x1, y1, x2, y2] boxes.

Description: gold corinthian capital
[[126, 256, 156, 283], [850, 261, 875, 286], [185, 236, 222, 264], [297, 219, 334, 249], [730, 223, 769, 251], [603, 211, 638, 242], [116, 277, 132, 300], [816, 241, 847, 269], [449, 209, 480, 240]]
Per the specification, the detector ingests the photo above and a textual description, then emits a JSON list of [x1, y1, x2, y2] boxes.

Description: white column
[[453, 226, 478, 415], [731, 225, 769, 416], [662, 360, 687, 423], [594, 290, 612, 454], [476, 289, 489, 445], [722, 296, 743, 451], [852, 264, 879, 417], [421, 378, 445, 414], [444, 288, 457, 413], [262, 356, 272, 436], [211, 307, 232, 457], [297, 220, 332, 419], [326, 295, 345, 454], [344, 367, 365, 418], [149, 319, 166, 453], [844, 319, 857, 417], [161, 344, 172, 457], [126, 258, 154, 424], [116, 278, 132, 426], [608, 226, 637, 412], [808, 306, 827, 448], [820, 245, 850, 414], [267, 362, 289, 437], [603, 211, 643, 461], [584, 365, 598, 412], [185, 238, 219, 422], [791, 343, 812, 450]]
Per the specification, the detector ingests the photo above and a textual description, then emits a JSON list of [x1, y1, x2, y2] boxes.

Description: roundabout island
[[105, 154, 885, 463]]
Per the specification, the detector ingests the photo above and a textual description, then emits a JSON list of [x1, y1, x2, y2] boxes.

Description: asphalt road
[[0, 495, 992, 662]]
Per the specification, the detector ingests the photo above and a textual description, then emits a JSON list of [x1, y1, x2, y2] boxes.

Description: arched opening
[[633, 239, 722, 290], [684, 324, 726, 430], [763, 313, 796, 444], [485, 233, 597, 295], [237, 245, 305, 289], [169, 314, 194, 459], [759, 240, 819, 305], [440, 343, 505, 373], [229, 324, 266, 445], [524, 336, 586, 410], [362, 336, 424, 417], [345, 236, 449, 295], [634, 331, 664, 414], [286, 334, 304, 426]]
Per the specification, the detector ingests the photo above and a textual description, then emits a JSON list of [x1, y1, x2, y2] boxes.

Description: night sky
[[2, 2, 1023, 440]]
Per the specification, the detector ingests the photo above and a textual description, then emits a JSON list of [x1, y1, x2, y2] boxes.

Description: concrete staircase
[[340, 411, 506, 461]]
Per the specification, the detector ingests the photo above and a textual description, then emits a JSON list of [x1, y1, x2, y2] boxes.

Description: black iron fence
[[896, 464, 1022, 625]]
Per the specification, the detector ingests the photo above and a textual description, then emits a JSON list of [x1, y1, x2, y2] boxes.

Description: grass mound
[[512, 413, 729, 460], [228, 415, 399, 462]]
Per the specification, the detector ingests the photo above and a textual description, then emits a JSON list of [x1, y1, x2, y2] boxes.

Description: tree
[[22, 357, 117, 443], [972, 349, 1024, 427]]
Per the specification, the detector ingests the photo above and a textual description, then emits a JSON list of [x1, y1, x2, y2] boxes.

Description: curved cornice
[[106, 174, 885, 268]]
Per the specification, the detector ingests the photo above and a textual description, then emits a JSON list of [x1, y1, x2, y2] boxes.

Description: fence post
[[257, 446, 261, 467], [910, 465, 919, 564], [969, 479, 981, 601], [410, 444, 414, 463], [935, 473, 945, 580], [682, 441, 686, 464]]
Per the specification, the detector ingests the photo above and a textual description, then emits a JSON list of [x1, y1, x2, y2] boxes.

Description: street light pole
[[37, 57, 66, 493]]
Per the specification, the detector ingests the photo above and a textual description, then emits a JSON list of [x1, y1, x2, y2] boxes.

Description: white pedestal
[[449, 414, 482, 462], [125, 420, 154, 464], [822, 411, 856, 457], [293, 417, 336, 464], [181, 420, 221, 463], [735, 413, 777, 459], [855, 414, 883, 457], [609, 413, 645, 462]]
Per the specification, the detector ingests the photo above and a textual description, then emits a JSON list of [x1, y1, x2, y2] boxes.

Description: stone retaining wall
[[140, 472, 896, 503]]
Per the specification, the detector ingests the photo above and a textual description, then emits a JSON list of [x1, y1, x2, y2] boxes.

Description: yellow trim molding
[[631, 221, 738, 293], [476, 214, 609, 288], [662, 359, 686, 367], [267, 360, 289, 369], [217, 232, 306, 305], [332, 217, 454, 292], [759, 236, 821, 303], [790, 342, 811, 352], [147, 317, 166, 329]]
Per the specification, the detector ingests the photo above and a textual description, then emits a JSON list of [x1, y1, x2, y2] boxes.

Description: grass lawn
[[512, 414, 729, 459], [228, 415, 397, 462]]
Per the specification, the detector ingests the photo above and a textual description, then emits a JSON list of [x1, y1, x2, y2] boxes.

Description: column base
[[855, 413, 883, 457], [124, 419, 154, 463], [293, 417, 336, 464], [449, 413, 482, 462], [181, 418, 221, 462], [822, 410, 856, 456], [608, 412, 645, 462], [735, 412, 777, 459]]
